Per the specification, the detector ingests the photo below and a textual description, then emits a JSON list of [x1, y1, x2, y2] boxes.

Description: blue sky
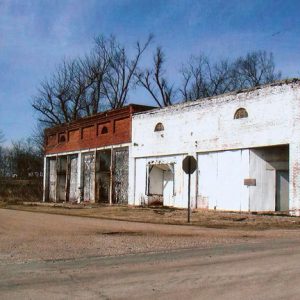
[[0, 0, 300, 145]]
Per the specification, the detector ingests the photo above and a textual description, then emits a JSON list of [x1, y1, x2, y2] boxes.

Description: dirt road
[[1, 238, 300, 299], [1, 209, 300, 299]]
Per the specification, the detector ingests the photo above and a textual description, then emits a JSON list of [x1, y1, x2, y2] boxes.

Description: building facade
[[43, 104, 152, 204], [129, 80, 300, 215]]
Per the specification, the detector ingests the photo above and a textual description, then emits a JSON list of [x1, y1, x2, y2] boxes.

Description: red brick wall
[[45, 105, 154, 154]]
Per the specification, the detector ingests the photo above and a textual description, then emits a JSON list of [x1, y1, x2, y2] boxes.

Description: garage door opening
[[147, 164, 174, 206], [249, 145, 289, 212]]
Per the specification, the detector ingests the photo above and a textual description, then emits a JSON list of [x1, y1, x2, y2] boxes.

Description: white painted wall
[[197, 150, 249, 211], [249, 149, 275, 211], [131, 81, 300, 213], [163, 168, 174, 207], [132, 84, 295, 158]]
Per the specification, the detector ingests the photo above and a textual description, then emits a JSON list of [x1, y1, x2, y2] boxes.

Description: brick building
[[44, 80, 300, 215], [43, 104, 153, 204]]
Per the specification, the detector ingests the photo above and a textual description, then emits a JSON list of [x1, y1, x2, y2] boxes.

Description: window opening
[[234, 108, 248, 119], [101, 126, 108, 134], [154, 122, 164, 132]]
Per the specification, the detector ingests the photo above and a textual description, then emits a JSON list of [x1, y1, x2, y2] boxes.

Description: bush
[[0, 179, 43, 203]]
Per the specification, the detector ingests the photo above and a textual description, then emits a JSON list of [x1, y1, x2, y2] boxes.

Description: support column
[[42, 156, 47, 202], [289, 143, 300, 215], [109, 146, 113, 205], [128, 145, 135, 205], [289, 88, 300, 215], [77, 151, 82, 204]]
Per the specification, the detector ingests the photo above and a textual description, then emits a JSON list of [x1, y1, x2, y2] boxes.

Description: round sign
[[182, 155, 197, 174]]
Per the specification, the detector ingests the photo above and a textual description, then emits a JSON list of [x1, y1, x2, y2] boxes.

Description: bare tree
[[102, 35, 153, 109], [180, 55, 238, 101], [0, 138, 43, 179], [180, 50, 281, 102], [32, 35, 152, 126], [0, 129, 4, 144], [136, 47, 175, 107], [233, 50, 281, 88], [31, 124, 47, 156], [0, 146, 10, 178], [9, 138, 43, 178], [32, 59, 85, 126], [78, 36, 113, 115], [180, 55, 210, 101]]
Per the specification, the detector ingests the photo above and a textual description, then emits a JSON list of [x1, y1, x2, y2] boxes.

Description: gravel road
[[2, 209, 300, 299], [1, 208, 299, 263], [1, 235, 300, 299]]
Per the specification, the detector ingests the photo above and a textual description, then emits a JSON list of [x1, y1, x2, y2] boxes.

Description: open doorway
[[95, 149, 111, 204], [276, 170, 289, 211], [147, 164, 174, 206], [57, 156, 67, 202], [249, 145, 289, 212]]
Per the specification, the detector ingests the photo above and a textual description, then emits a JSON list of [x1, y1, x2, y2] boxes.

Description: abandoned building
[[129, 80, 300, 215], [44, 79, 300, 215], [43, 105, 152, 204]]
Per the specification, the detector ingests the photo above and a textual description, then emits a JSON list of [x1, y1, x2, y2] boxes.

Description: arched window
[[59, 134, 66, 143], [234, 108, 248, 119], [101, 126, 108, 134], [154, 122, 164, 132]]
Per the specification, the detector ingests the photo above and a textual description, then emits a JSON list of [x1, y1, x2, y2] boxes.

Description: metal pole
[[188, 157, 191, 223]]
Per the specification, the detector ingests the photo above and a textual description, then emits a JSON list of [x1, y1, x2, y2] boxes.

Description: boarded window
[[154, 122, 164, 132], [234, 108, 248, 119]]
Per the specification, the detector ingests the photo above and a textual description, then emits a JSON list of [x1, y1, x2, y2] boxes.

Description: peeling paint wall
[[48, 158, 57, 202], [82, 152, 95, 202], [113, 148, 129, 204], [69, 155, 78, 202], [45, 145, 130, 204]]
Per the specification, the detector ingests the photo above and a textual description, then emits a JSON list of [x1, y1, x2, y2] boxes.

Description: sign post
[[182, 155, 197, 223]]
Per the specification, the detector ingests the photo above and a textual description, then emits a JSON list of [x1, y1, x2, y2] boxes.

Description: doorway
[[147, 164, 174, 206], [276, 171, 289, 211]]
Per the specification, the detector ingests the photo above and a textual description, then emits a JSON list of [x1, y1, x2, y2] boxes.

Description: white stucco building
[[129, 79, 300, 215]]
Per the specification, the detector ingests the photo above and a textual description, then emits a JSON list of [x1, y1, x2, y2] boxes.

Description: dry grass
[[2, 202, 300, 230]]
